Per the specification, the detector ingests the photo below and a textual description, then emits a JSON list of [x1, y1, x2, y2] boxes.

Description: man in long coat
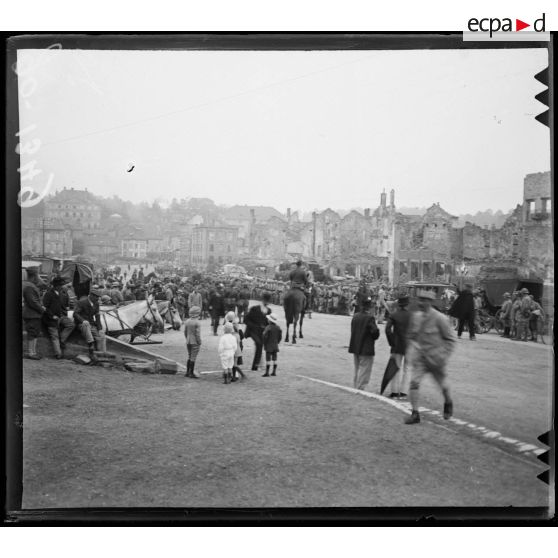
[[449, 283, 476, 340], [348, 296, 380, 391], [22, 268, 45, 360], [208, 284, 226, 335], [385, 295, 412, 398], [244, 292, 272, 371]]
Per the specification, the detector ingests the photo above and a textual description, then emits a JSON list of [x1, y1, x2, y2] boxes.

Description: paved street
[[22, 304, 551, 509]]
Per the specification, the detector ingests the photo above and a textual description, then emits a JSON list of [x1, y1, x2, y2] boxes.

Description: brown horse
[[283, 288, 306, 344]]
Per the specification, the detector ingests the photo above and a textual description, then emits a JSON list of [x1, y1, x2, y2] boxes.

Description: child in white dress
[[218, 322, 238, 384]]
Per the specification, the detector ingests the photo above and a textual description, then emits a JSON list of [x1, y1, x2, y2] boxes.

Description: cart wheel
[[493, 311, 504, 335]]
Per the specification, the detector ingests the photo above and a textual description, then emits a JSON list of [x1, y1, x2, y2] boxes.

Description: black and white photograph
[[7, 34, 553, 517]]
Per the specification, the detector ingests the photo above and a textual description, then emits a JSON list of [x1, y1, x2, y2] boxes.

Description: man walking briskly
[[348, 296, 380, 391], [405, 290, 456, 425], [42, 276, 75, 359]]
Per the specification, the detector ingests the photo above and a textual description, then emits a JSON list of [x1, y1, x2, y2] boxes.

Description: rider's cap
[[503, 292, 511, 298], [89, 288, 101, 297], [520, 288, 529, 294]]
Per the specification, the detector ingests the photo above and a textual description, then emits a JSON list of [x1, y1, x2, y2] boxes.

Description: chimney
[[250, 208, 256, 224], [380, 189, 387, 208], [364, 208, 370, 218], [312, 211, 317, 258], [390, 189, 395, 207], [287, 208, 291, 222]]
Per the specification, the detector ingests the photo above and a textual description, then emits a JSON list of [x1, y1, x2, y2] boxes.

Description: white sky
[[16, 47, 549, 215]]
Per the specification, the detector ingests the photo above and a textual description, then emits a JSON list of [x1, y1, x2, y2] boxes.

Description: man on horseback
[[289, 260, 309, 292]]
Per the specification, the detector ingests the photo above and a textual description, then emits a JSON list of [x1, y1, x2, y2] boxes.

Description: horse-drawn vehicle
[[99, 296, 165, 344], [398, 282, 456, 314], [59, 262, 165, 344]]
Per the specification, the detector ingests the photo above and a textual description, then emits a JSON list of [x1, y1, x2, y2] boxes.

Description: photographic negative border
[[3, 31, 555, 525]]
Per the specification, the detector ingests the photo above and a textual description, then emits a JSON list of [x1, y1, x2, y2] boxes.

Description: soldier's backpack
[[520, 297, 533, 318]]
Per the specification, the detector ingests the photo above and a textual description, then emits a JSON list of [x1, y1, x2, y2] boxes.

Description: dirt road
[[22, 304, 551, 509]]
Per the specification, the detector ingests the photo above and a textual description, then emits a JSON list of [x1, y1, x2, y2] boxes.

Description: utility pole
[[41, 218, 46, 257]]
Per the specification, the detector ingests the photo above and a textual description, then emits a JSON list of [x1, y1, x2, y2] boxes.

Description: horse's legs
[[292, 317, 297, 344], [285, 322, 290, 343], [299, 312, 304, 339]]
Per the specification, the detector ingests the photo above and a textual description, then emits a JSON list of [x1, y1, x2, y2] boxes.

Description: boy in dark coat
[[262, 313, 282, 377]]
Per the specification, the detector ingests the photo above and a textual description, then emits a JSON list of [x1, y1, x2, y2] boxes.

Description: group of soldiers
[[499, 288, 545, 342], [90, 265, 395, 322]]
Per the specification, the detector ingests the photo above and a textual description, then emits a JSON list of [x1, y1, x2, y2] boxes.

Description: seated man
[[42, 276, 75, 359], [73, 288, 103, 358]]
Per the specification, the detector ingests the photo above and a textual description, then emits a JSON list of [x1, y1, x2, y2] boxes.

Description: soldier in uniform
[[515, 288, 533, 341], [528, 295, 545, 342], [509, 291, 521, 339], [289, 260, 309, 292], [499, 292, 512, 338]]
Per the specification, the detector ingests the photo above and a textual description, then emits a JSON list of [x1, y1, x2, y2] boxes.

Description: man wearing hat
[[109, 282, 124, 305], [405, 290, 455, 424], [348, 295, 380, 391], [73, 288, 103, 358], [208, 284, 226, 336], [528, 295, 545, 342], [515, 288, 533, 341], [42, 276, 75, 359], [262, 312, 282, 377], [22, 267, 45, 360], [384, 295, 412, 398], [123, 281, 136, 302], [449, 283, 476, 341], [499, 292, 512, 338], [289, 260, 309, 292], [244, 292, 272, 371], [183, 305, 202, 378]]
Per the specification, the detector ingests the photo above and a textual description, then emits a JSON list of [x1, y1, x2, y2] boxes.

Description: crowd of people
[[22, 260, 545, 387]]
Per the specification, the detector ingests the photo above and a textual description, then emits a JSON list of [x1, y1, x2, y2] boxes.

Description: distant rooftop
[[224, 205, 285, 222], [48, 187, 99, 205]]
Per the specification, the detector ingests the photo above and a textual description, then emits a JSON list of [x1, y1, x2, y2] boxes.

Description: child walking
[[262, 313, 282, 377], [219, 322, 238, 384], [183, 305, 202, 378]]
